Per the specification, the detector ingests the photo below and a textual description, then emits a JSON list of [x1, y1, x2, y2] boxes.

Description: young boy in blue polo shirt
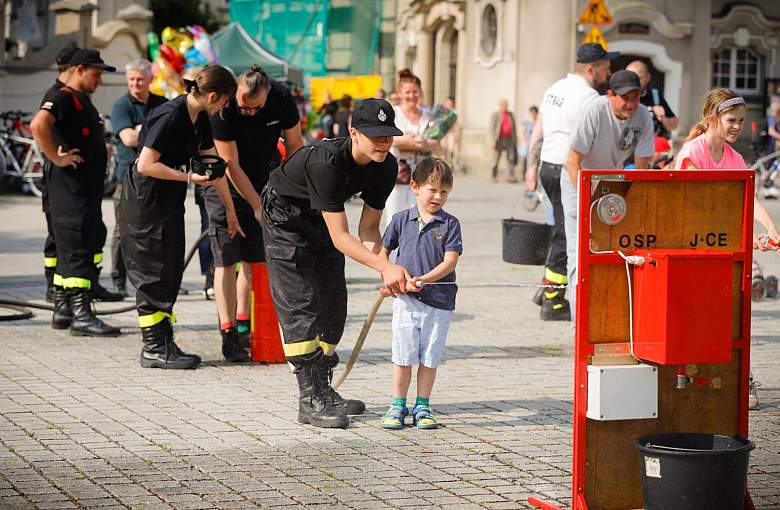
[[379, 157, 462, 429]]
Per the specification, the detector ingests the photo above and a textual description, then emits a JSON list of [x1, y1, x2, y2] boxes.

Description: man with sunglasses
[[206, 64, 303, 361]]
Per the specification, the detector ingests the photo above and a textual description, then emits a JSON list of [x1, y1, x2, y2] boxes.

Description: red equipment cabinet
[[632, 250, 733, 365], [529, 170, 756, 510]]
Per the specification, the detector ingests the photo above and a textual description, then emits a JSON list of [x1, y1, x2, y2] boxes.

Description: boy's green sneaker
[[412, 405, 438, 430], [381, 405, 408, 430]]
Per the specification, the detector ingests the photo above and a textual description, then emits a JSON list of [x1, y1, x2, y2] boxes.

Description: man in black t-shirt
[[626, 60, 678, 139], [263, 98, 410, 429], [41, 45, 79, 304], [207, 65, 303, 361], [31, 49, 120, 337]]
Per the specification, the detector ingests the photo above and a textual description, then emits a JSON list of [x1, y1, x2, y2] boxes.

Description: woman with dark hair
[[120, 64, 238, 369]]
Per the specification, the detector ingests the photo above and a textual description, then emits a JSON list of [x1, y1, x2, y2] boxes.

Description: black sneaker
[[540, 298, 571, 321], [113, 281, 129, 298], [92, 281, 124, 302]]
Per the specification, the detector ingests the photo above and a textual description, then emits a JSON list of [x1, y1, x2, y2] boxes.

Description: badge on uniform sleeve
[[377, 108, 387, 122]]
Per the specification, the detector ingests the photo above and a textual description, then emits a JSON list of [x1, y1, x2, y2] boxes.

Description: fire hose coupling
[[617, 251, 646, 266], [190, 154, 227, 180]]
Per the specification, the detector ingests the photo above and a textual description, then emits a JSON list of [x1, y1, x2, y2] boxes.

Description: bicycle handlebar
[[0, 111, 31, 121]]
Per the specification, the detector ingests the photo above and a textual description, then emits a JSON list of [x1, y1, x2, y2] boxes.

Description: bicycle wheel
[[22, 152, 44, 197]]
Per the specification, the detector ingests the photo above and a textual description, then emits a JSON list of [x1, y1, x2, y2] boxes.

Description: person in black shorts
[[31, 49, 121, 336], [207, 64, 303, 361], [263, 98, 411, 428], [120, 65, 238, 369]]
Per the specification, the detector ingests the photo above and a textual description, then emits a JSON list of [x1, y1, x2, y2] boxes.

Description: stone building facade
[[395, 0, 780, 176], [0, 1, 151, 115]]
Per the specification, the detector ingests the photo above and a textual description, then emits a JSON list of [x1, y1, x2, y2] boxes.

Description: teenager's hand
[[191, 173, 215, 187], [381, 263, 411, 296], [406, 278, 423, 292], [378, 287, 393, 298], [56, 146, 82, 168], [227, 211, 245, 239]]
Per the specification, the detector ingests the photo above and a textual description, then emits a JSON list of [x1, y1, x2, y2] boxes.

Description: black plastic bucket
[[501, 218, 551, 265], [635, 433, 754, 510]]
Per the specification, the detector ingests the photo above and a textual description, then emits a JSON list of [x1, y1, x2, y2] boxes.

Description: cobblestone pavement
[[1, 177, 779, 509]]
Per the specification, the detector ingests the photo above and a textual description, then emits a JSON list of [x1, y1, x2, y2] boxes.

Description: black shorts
[[206, 196, 265, 267]]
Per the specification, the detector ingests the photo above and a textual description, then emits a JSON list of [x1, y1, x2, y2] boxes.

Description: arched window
[[480, 4, 498, 57], [712, 47, 761, 95]]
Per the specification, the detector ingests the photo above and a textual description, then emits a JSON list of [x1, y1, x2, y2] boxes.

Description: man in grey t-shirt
[[561, 70, 654, 322]]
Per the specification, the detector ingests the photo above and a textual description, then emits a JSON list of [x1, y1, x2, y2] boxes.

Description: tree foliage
[[149, 0, 222, 36]]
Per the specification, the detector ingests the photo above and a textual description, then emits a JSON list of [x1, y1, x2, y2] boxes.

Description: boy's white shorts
[[392, 294, 452, 368]]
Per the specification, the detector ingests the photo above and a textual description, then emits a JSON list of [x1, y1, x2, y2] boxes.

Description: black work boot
[[45, 267, 56, 303], [540, 285, 571, 321], [51, 286, 72, 330], [91, 268, 124, 302], [320, 355, 366, 415], [296, 362, 349, 428], [140, 319, 201, 369], [68, 288, 121, 337], [221, 328, 249, 362]]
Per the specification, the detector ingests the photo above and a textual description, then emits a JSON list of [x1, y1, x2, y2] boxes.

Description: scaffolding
[[229, 0, 384, 79]]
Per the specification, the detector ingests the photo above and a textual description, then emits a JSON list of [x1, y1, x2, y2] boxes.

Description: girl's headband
[[717, 96, 745, 113]]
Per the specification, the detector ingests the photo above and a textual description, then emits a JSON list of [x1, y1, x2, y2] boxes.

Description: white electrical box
[[587, 364, 658, 421]]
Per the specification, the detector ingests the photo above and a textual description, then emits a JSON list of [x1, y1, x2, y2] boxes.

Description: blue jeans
[[560, 169, 578, 323]]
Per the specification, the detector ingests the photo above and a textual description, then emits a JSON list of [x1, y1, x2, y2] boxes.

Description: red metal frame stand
[[529, 170, 755, 510]]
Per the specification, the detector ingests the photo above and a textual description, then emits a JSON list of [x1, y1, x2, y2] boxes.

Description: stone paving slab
[[1, 178, 779, 509]]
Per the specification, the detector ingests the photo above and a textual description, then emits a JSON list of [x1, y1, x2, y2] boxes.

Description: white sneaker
[[761, 186, 780, 199]]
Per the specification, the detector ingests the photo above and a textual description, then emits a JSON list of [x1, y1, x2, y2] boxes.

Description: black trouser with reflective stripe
[[44, 160, 108, 284], [121, 211, 185, 327], [540, 161, 568, 291], [48, 164, 104, 290], [41, 161, 57, 268], [261, 187, 347, 370]]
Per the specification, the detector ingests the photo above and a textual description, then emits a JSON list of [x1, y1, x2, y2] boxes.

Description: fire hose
[[331, 280, 567, 389], [0, 231, 209, 321]]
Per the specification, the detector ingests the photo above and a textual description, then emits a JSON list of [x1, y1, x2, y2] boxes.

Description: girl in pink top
[[675, 88, 780, 250]]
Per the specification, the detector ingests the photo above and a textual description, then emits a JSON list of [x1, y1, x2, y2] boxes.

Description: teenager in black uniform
[[41, 45, 79, 303], [120, 65, 238, 369], [263, 98, 411, 428], [31, 49, 121, 337], [207, 64, 303, 361]]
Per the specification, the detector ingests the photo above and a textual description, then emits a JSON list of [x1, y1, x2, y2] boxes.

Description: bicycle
[[750, 149, 780, 200], [0, 111, 45, 196]]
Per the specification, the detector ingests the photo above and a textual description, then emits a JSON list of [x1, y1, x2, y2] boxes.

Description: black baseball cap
[[577, 43, 619, 64], [350, 98, 403, 137], [56, 46, 81, 67], [609, 70, 643, 96], [68, 49, 116, 72]]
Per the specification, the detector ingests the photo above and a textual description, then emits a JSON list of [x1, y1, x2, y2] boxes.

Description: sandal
[[381, 405, 408, 430], [412, 405, 438, 430]]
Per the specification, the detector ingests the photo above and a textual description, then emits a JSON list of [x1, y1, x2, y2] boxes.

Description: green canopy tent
[[212, 23, 304, 86]]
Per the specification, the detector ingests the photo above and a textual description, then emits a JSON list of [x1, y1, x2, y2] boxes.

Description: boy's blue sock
[[415, 396, 430, 408], [391, 397, 406, 408]]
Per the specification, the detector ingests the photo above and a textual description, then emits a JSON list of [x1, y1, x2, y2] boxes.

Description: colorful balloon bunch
[[147, 25, 218, 99]]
